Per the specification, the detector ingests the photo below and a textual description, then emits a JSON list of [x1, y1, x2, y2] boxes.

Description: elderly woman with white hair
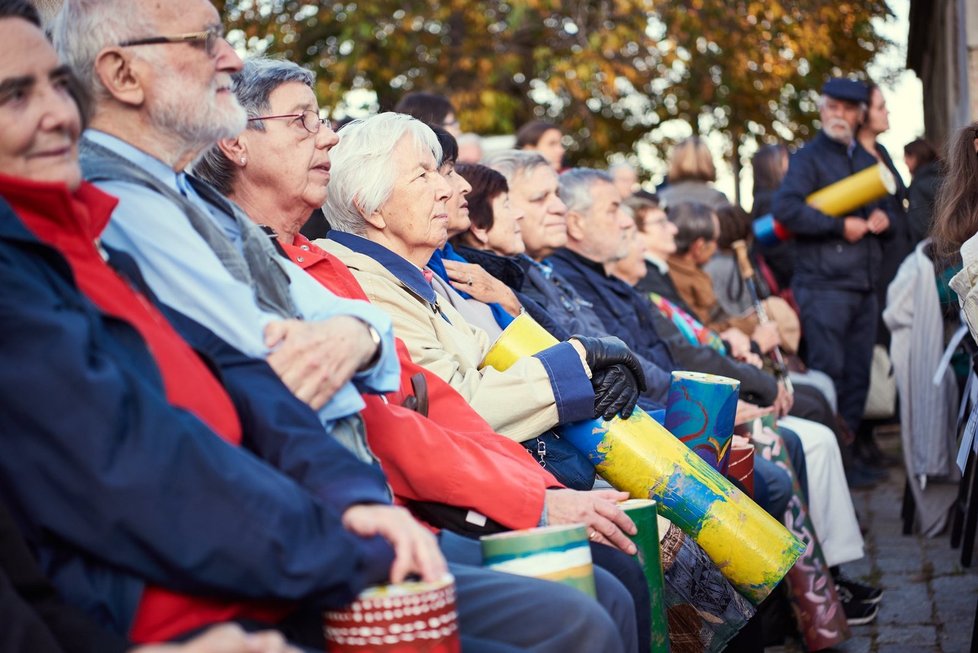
[[319, 112, 647, 444]]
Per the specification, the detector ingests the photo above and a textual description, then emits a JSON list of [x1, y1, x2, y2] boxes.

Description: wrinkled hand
[[774, 380, 794, 417], [720, 328, 752, 359], [545, 488, 637, 555], [443, 260, 522, 316], [867, 208, 890, 235], [843, 216, 870, 243], [751, 322, 781, 354], [342, 504, 446, 583], [572, 335, 647, 419], [264, 317, 378, 410], [735, 400, 774, 426], [133, 624, 300, 653]]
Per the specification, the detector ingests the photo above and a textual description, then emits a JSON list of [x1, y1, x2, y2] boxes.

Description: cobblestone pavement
[[766, 429, 978, 653]]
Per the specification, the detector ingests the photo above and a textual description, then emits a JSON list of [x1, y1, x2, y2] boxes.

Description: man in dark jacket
[[773, 78, 891, 434]]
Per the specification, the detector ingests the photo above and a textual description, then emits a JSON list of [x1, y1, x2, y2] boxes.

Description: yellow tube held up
[[806, 162, 896, 217]]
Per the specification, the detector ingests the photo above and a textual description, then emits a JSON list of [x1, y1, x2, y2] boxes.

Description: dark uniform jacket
[[773, 130, 891, 292]]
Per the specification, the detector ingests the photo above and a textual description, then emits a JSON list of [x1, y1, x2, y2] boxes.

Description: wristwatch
[[357, 319, 383, 371]]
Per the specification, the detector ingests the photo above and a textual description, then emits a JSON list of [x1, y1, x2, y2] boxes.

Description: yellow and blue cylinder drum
[[481, 314, 805, 603]]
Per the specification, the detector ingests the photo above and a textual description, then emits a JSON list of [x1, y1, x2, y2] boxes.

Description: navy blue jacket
[[452, 246, 570, 340], [0, 498, 129, 653], [0, 199, 393, 634], [773, 130, 890, 292], [548, 248, 674, 405]]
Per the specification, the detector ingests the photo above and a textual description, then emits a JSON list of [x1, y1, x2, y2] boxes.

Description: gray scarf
[[80, 138, 298, 318]]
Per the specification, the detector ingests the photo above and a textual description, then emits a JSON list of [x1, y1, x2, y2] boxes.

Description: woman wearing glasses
[[193, 57, 336, 245]]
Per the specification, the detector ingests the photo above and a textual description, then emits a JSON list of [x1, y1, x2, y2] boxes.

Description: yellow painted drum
[[481, 314, 804, 603]]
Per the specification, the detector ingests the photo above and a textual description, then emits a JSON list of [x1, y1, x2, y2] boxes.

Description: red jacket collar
[[0, 173, 118, 244]]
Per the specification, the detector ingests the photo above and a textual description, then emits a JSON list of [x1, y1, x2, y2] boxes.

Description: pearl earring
[[240, 157, 246, 165]]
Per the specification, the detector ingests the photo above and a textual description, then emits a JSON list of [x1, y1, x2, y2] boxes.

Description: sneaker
[[836, 576, 884, 604], [837, 588, 880, 626]]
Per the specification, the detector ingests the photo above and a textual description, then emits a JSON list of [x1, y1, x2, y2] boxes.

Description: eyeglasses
[[248, 110, 326, 134], [119, 27, 225, 58]]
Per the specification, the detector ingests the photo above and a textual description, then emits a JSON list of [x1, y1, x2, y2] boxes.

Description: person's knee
[[754, 456, 792, 517], [579, 566, 632, 653]]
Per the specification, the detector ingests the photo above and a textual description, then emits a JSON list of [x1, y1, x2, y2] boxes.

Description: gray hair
[[558, 168, 613, 215], [483, 149, 550, 186], [668, 202, 717, 254], [194, 57, 315, 195], [817, 94, 867, 114], [51, 0, 155, 100], [325, 112, 442, 235]]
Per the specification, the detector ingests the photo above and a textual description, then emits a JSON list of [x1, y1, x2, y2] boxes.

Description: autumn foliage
[[216, 0, 893, 177]]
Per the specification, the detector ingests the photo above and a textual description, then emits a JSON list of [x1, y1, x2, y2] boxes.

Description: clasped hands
[[263, 316, 380, 409]]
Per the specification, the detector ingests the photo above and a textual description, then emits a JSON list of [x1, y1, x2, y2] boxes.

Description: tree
[[217, 0, 895, 184], [648, 0, 894, 202], [217, 0, 659, 164]]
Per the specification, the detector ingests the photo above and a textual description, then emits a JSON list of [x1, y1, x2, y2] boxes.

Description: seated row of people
[[0, 0, 878, 651], [1, 1, 640, 651]]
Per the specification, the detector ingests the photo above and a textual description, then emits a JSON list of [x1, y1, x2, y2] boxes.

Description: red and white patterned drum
[[323, 575, 460, 652]]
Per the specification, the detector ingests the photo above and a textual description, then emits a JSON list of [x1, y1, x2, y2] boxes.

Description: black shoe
[[854, 438, 901, 468], [837, 587, 880, 626], [835, 576, 883, 604]]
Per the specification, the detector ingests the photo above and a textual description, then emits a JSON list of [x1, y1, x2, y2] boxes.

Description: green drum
[[620, 499, 670, 652]]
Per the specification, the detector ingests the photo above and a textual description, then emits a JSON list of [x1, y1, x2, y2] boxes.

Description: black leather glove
[[591, 363, 641, 420], [572, 335, 648, 420]]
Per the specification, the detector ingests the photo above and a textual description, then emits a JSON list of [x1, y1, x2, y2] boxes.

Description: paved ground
[[766, 429, 978, 653]]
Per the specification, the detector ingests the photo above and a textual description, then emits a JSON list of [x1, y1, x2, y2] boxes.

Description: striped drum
[[480, 523, 596, 597]]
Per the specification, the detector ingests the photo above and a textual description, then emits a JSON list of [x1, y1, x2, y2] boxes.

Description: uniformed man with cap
[[772, 78, 891, 449]]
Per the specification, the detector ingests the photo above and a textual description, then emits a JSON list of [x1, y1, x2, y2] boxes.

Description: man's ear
[[565, 210, 587, 242], [92, 48, 145, 107]]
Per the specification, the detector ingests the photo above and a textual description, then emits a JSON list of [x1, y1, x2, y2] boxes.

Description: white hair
[[483, 149, 550, 186], [325, 112, 442, 235], [32, 0, 64, 28], [52, 0, 156, 100]]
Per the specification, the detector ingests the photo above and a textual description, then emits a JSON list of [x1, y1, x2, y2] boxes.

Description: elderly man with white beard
[[772, 78, 892, 451]]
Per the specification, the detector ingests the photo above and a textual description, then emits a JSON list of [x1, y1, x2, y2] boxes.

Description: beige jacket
[[320, 238, 593, 442], [951, 232, 978, 344]]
